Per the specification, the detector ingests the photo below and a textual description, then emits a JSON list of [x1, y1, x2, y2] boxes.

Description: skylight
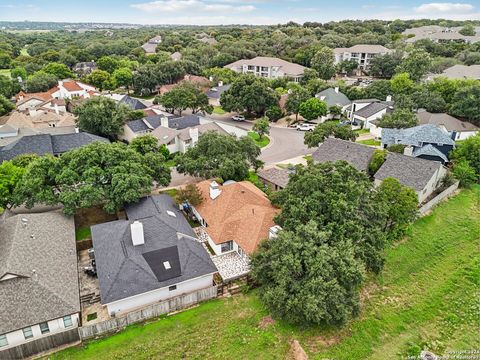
[[166, 210, 176, 217], [163, 261, 171, 270]]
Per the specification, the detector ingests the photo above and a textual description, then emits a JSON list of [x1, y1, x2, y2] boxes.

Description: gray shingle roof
[[0, 211, 80, 334], [119, 96, 147, 110], [92, 195, 216, 304], [374, 153, 443, 191], [416, 110, 479, 132], [315, 88, 351, 107], [257, 167, 291, 188], [381, 124, 455, 147], [355, 102, 390, 119], [168, 115, 201, 129], [0, 132, 109, 162], [312, 138, 376, 172]]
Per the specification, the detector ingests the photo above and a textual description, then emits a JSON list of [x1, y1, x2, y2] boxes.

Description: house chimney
[[218, 81, 223, 87], [160, 116, 169, 128], [28, 107, 37, 117], [209, 181, 221, 200], [130, 221, 145, 246], [403, 146, 413, 157], [386, 95, 392, 102], [334, 87, 339, 93], [189, 127, 199, 144], [209, 76, 214, 82], [54, 103, 59, 115]]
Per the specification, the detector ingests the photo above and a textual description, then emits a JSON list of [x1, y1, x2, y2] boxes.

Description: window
[[0, 334, 7, 347], [221, 240, 233, 253], [63, 315, 73, 328], [22, 327, 33, 340], [169, 285, 177, 291], [39, 322, 50, 334]]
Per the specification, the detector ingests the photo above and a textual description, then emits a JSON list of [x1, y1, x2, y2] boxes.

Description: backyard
[[49, 186, 479, 360]]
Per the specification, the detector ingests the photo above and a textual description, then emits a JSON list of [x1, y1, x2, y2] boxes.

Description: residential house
[[403, 25, 480, 43], [381, 124, 455, 164], [0, 132, 109, 162], [206, 83, 231, 106], [257, 167, 291, 191], [374, 153, 447, 203], [0, 210, 80, 353], [416, 109, 479, 141], [191, 180, 279, 258], [16, 80, 98, 104], [121, 114, 247, 154], [312, 138, 447, 202], [73, 61, 97, 76], [0, 126, 77, 147], [431, 64, 480, 80], [315, 87, 351, 122], [119, 95, 147, 111], [0, 105, 75, 130], [198, 36, 217, 45], [224, 57, 306, 82], [333, 45, 391, 70], [91, 195, 217, 315], [346, 97, 394, 131], [141, 35, 162, 55]]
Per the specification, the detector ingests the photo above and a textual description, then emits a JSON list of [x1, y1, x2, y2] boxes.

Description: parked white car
[[296, 123, 316, 132], [232, 115, 245, 121]]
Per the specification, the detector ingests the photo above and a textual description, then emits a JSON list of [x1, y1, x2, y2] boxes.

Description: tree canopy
[[176, 132, 262, 181], [304, 122, 357, 148]]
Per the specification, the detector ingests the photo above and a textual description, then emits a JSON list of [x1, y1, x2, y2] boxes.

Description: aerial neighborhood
[[0, 13, 479, 360]]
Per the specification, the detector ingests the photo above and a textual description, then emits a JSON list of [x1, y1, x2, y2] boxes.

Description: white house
[[91, 195, 217, 315], [224, 56, 306, 82], [121, 114, 248, 154], [333, 45, 391, 70], [345, 97, 394, 130], [0, 211, 80, 353]]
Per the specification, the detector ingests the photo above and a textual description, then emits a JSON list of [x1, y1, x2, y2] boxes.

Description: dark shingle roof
[[374, 153, 443, 191], [0, 132, 109, 162], [257, 167, 291, 188], [0, 211, 80, 334], [315, 88, 351, 107], [168, 115, 201, 130], [412, 144, 448, 163], [119, 95, 147, 110], [355, 102, 390, 119], [381, 124, 455, 147], [92, 195, 216, 304], [312, 138, 376, 172]]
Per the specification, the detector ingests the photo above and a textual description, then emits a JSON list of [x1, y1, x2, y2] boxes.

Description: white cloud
[[131, 0, 255, 13], [415, 2, 474, 14]]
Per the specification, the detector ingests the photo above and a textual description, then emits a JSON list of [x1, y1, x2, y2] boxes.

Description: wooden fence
[[419, 181, 459, 215], [0, 328, 80, 360], [78, 285, 217, 340]]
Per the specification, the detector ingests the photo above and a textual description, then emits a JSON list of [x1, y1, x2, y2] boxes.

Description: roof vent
[[209, 181, 222, 200], [166, 210, 177, 217], [130, 221, 145, 246], [21, 218, 28, 227], [163, 261, 171, 270]]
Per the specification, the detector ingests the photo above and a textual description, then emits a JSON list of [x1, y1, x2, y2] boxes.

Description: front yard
[[49, 186, 479, 360], [357, 138, 381, 146]]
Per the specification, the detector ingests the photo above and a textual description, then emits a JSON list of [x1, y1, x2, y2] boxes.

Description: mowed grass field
[[49, 186, 480, 360]]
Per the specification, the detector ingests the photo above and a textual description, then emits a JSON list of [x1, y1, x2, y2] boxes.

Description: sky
[[0, 1, 479, 25]]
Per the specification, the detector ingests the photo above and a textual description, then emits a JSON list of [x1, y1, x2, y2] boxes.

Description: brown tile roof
[[194, 180, 279, 255], [16, 92, 53, 105], [62, 81, 83, 92]]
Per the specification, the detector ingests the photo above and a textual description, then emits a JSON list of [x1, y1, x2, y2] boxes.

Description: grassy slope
[[49, 186, 479, 360]]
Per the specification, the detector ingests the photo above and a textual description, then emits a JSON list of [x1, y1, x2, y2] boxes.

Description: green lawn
[[248, 132, 270, 148], [355, 128, 370, 135], [212, 106, 226, 115], [75, 226, 92, 241], [49, 187, 480, 360], [357, 139, 381, 146]]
